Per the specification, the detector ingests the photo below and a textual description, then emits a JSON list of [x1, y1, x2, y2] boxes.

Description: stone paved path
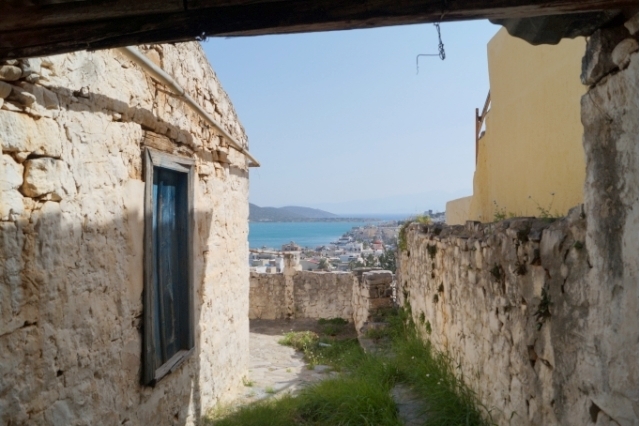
[[228, 319, 337, 408]]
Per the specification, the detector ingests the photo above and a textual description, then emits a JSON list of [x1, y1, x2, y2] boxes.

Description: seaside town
[[0, 4, 636, 426], [249, 210, 445, 273]]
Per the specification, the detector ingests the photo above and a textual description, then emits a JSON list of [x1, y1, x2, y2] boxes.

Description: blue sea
[[248, 214, 411, 249]]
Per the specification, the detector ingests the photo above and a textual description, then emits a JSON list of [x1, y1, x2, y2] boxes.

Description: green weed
[[317, 317, 348, 326], [210, 309, 494, 426], [529, 193, 561, 221]]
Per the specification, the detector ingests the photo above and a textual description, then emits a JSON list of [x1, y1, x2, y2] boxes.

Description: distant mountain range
[[250, 204, 370, 222], [306, 189, 471, 215]]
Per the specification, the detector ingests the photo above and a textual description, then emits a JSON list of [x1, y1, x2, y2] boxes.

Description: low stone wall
[[249, 272, 287, 319], [293, 271, 355, 319], [398, 212, 590, 425], [249, 269, 393, 329], [352, 270, 394, 334]]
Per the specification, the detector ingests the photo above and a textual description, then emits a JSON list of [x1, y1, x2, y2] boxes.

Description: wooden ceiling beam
[[0, 0, 634, 60]]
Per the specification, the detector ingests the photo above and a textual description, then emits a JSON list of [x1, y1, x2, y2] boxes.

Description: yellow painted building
[[447, 28, 586, 224]]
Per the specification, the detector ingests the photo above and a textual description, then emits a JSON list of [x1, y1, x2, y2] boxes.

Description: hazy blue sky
[[202, 20, 500, 214]]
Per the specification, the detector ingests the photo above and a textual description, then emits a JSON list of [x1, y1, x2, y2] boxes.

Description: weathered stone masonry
[[398, 14, 638, 426], [1, 43, 251, 425], [250, 268, 394, 335]]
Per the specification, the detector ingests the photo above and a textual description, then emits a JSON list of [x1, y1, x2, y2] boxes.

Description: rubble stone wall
[[352, 270, 394, 334], [0, 42, 251, 425], [398, 214, 590, 425], [577, 12, 638, 426], [398, 14, 638, 426], [293, 271, 355, 319], [249, 270, 394, 327], [249, 272, 287, 319], [249, 271, 355, 320]]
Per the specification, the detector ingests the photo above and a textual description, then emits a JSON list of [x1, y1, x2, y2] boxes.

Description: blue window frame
[[143, 148, 195, 385]]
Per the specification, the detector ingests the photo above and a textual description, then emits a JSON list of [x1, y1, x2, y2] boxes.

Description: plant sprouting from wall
[[398, 221, 411, 253], [399, 215, 434, 253], [529, 193, 561, 221], [534, 287, 552, 330], [493, 200, 507, 222]]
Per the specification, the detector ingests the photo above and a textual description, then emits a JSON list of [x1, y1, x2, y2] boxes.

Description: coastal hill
[[249, 204, 341, 222]]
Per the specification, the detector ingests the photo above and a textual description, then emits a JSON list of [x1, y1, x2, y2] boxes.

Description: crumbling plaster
[[1, 42, 250, 425]]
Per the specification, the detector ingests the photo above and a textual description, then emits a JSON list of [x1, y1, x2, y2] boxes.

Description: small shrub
[[398, 221, 411, 252], [279, 331, 318, 352], [493, 200, 507, 222], [529, 193, 561, 221]]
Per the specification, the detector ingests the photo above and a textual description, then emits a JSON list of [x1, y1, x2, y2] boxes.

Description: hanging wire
[[435, 22, 446, 60], [416, 0, 447, 74]]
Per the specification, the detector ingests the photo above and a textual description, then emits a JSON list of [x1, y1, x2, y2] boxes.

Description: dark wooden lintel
[[0, 0, 635, 60]]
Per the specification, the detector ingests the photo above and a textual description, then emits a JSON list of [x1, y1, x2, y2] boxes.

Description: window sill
[[153, 347, 195, 384]]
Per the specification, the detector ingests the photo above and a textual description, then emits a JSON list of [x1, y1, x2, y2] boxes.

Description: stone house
[[1, 43, 253, 424]]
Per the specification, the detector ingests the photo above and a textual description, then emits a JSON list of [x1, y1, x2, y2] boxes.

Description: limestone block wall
[[577, 13, 638, 426], [249, 269, 394, 326], [0, 42, 250, 425], [352, 270, 394, 334], [292, 271, 355, 319], [398, 214, 592, 425], [397, 15, 638, 426], [248, 271, 356, 320], [249, 272, 287, 319]]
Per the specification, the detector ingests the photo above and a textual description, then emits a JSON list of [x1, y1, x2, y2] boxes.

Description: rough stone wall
[[398, 214, 592, 425], [397, 14, 638, 426], [293, 271, 355, 319], [0, 42, 250, 425], [249, 269, 393, 325], [352, 270, 394, 334], [249, 272, 287, 319], [248, 271, 355, 320], [576, 13, 638, 426]]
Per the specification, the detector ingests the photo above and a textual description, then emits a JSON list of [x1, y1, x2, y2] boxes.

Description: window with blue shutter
[[143, 148, 195, 386]]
